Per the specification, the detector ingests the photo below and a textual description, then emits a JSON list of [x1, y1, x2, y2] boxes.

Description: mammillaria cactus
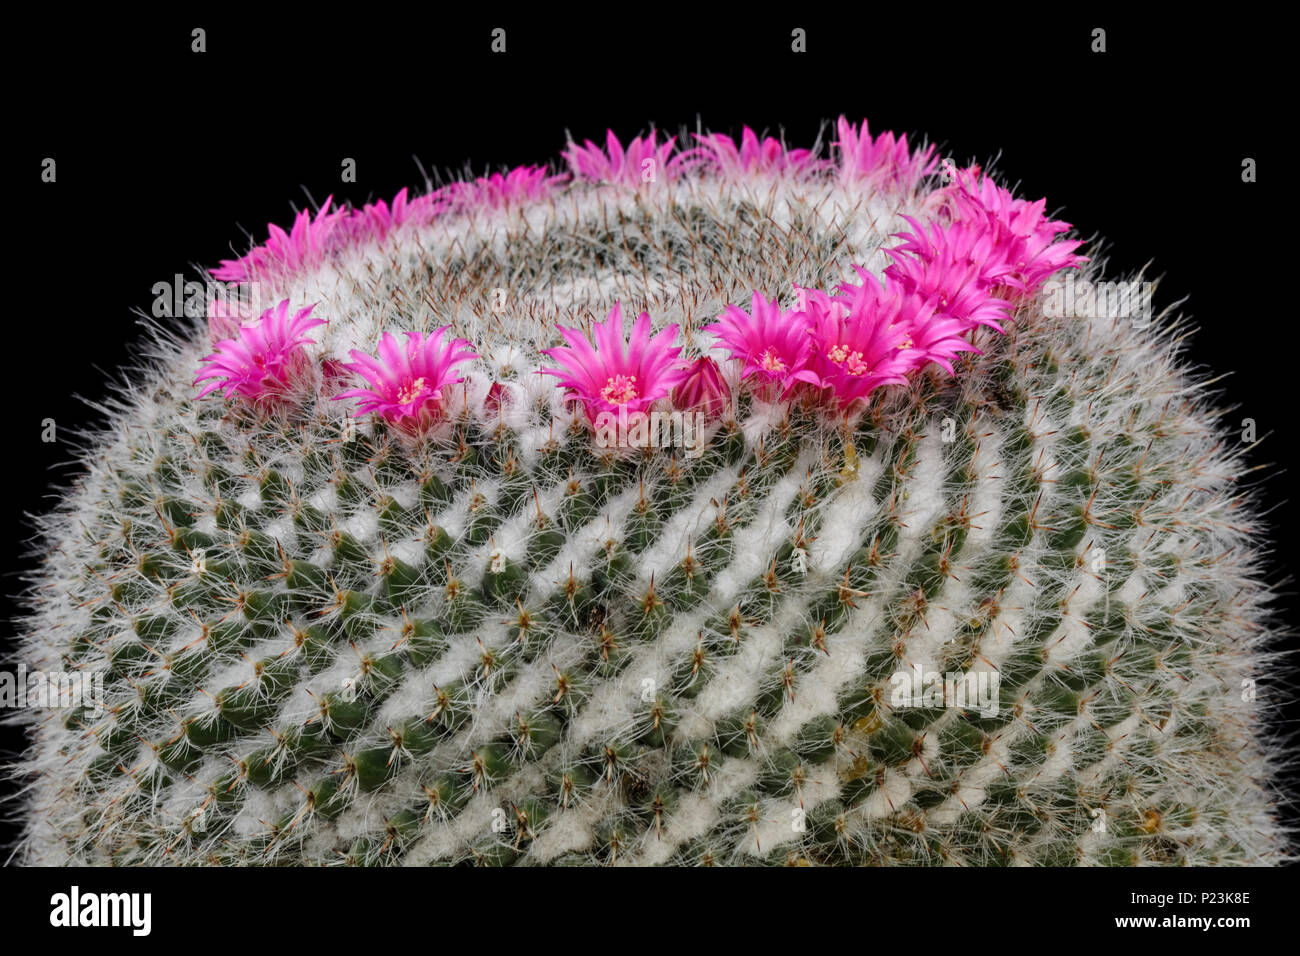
[[12, 118, 1283, 866]]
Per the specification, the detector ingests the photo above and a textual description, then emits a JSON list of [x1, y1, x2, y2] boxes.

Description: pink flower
[[884, 217, 1014, 333], [894, 307, 981, 376], [691, 127, 817, 177], [562, 130, 691, 187], [834, 117, 937, 192], [212, 198, 348, 284], [334, 328, 478, 428], [932, 169, 1088, 295], [672, 356, 732, 419], [540, 303, 686, 422], [839, 268, 982, 380], [349, 187, 446, 243], [798, 274, 916, 407], [444, 165, 568, 211], [704, 292, 821, 398], [195, 301, 325, 402]]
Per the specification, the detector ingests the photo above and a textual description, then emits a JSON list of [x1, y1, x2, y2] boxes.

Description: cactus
[[11, 120, 1283, 866]]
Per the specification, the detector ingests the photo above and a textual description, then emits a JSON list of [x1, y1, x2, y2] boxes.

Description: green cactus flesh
[[15, 147, 1282, 866]]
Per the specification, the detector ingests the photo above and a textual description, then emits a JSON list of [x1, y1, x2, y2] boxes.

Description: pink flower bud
[[672, 356, 732, 420]]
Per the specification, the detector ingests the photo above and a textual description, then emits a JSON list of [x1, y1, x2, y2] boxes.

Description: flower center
[[600, 373, 639, 405], [396, 376, 428, 405], [829, 343, 870, 375], [759, 349, 786, 373]]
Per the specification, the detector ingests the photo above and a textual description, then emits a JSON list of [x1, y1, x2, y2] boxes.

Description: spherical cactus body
[[14, 121, 1282, 865]]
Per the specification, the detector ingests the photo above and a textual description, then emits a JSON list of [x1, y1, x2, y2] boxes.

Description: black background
[[2, 5, 1289, 916]]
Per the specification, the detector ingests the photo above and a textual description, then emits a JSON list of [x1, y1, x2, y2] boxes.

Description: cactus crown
[[11, 121, 1284, 866]]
